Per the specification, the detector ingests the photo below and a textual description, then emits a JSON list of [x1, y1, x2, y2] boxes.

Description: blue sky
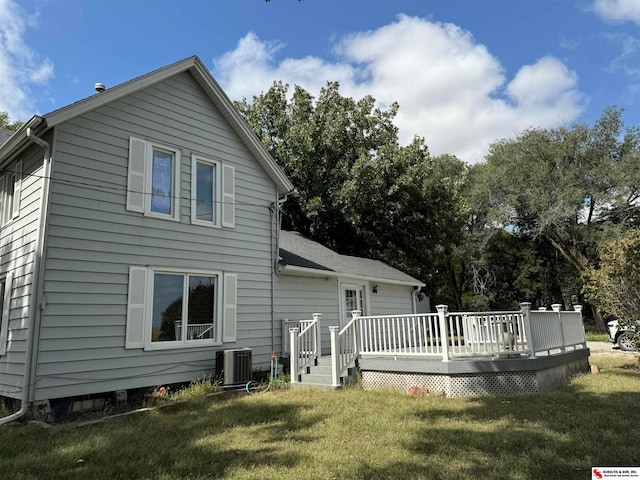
[[2, 0, 640, 163]]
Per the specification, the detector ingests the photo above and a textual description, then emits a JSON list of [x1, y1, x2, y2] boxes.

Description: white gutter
[[0, 117, 43, 166], [0, 128, 51, 425]]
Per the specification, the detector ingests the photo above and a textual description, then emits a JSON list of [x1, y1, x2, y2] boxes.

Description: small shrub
[[171, 378, 222, 401], [145, 378, 222, 406]]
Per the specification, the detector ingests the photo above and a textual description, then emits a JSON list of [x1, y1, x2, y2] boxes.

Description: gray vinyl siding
[[275, 275, 416, 357], [0, 141, 47, 399], [34, 71, 278, 401], [369, 283, 416, 316], [274, 274, 340, 356]]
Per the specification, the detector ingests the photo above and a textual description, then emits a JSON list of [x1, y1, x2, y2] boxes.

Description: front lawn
[[1, 352, 638, 479]]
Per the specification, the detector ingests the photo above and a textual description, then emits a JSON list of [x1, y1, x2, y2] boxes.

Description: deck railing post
[[520, 302, 534, 358], [312, 313, 322, 362], [551, 304, 566, 352], [574, 304, 586, 346], [351, 310, 361, 356], [329, 326, 340, 387], [436, 305, 450, 362], [289, 327, 299, 383]]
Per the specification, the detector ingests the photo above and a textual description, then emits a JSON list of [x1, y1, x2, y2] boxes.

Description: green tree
[[0, 111, 24, 131], [584, 228, 640, 328], [236, 81, 399, 255], [339, 138, 468, 304], [478, 107, 640, 327], [237, 83, 469, 300]]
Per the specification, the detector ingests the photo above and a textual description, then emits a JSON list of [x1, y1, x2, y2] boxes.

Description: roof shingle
[[0, 128, 13, 147], [279, 231, 424, 286]]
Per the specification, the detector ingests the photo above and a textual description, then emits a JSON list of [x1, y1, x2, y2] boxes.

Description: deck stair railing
[[328, 310, 362, 387], [288, 313, 322, 378]]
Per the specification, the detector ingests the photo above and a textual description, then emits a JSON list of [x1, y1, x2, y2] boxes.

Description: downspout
[[270, 195, 277, 354], [270, 191, 290, 355], [0, 128, 51, 425]]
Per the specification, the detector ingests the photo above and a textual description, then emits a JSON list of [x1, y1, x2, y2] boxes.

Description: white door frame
[[338, 280, 369, 328]]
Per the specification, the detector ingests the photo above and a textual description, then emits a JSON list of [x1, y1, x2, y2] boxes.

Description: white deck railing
[[174, 321, 215, 340], [357, 312, 444, 356], [326, 302, 587, 386], [288, 314, 321, 380], [447, 310, 530, 358]]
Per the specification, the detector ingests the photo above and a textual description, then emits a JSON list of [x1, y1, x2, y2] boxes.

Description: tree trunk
[[544, 228, 607, 330]]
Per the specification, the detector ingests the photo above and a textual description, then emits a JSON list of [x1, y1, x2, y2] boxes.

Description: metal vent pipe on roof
[[94, 83, 106, 93]]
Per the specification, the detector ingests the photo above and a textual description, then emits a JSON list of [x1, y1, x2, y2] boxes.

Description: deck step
[[316, 356, 333, 367], [289, 382, 341, 390], [299, 373, 335, 385], [294, 356, 359, 390], [307, 365, 332, 375]]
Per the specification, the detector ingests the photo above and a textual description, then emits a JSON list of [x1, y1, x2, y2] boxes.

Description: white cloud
[[606, 33, 640, 78], [592, 0, 640, 25], [0, 0, 54, 121], [214, 31, 358, 102], [213, 15, 584, 164]]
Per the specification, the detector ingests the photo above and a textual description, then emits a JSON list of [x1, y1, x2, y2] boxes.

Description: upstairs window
[[190, 154, 234, 228], [191, 156, 219, 225], [127, 137, 180, 220], [150, 148, 175, 215], [127, 137, 235, 227], [1, 160, 22, 225]]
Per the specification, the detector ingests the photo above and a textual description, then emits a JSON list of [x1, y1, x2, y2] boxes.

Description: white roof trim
[[23, 56, 294, 194], [279, 264, 425, 287]]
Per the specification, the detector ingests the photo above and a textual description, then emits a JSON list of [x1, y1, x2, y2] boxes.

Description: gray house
[[276, 231, 424, 354], [0, 56, 422, 413]]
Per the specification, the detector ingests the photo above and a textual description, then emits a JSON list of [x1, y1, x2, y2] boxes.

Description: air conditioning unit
[[216, 348, 252, 385]]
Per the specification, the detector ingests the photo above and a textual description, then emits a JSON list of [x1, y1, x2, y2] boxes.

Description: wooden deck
[[288, 303, 590, 395]]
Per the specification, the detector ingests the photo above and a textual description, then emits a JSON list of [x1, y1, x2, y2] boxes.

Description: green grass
[[1, 353, 639, 479], [585, 331, 609, 342]]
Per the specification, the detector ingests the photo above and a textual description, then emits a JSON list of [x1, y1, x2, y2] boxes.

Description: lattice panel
[[361, 371, 449, 395], [362, 370, 540, 397], [448, 371, 537, 396]]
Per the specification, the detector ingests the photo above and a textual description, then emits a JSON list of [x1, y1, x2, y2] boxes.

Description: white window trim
[[1, 160, 22, 226], [0, 272, 13, 356], [190, 154, 221, 227], [144, 267, 223, 351], [144, 142, 181, 221], [127, 137, 181, 221], [338, 280, 370, 328]]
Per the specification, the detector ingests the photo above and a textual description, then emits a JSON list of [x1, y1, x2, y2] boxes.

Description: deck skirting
[[359, 349, 590, 396]]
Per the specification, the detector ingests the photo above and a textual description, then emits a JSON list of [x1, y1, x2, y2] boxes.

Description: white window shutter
[[127, 137, 146, 213], [223, 273, 237, 343], [222, 164, 235, 228], [125, 266, 147, 349], [0, 175, 4, 223], [172, 149, 181, 220], [0, 271, 13, 356], [190, 154, 197, 225], [12, 161, 22, 219]]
